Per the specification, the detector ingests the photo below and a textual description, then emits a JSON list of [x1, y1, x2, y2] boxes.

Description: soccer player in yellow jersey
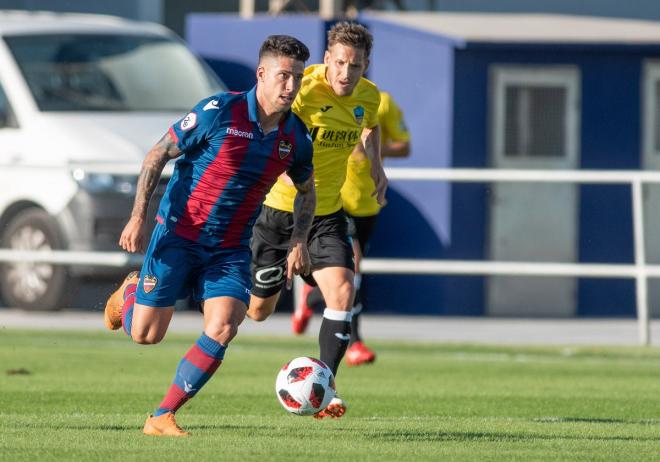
[[341, 91, 410, 364], [292, 92, 411, 367], [247, 22, 387, 419]]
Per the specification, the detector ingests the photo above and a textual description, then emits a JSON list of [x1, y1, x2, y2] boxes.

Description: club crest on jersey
[[143, 275, 158, 293], [278, 139, 293, 159], [180, 112, 197, 131], [353, 106, 365, 125]]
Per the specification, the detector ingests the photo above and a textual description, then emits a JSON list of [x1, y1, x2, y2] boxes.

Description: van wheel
[[0, 209, 75, 310]]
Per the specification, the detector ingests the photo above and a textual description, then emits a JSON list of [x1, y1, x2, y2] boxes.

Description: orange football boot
[[103, 271, 139, 330], [314, 395, 347, 420], [143, 412, 189, 436]]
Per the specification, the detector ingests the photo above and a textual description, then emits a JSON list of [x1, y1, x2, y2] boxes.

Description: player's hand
[[119, 216, 146, 253], [371, 165, 388, 206], [286, 240, 311, 290]]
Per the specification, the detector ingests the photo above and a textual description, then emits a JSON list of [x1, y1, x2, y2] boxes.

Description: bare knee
[[326, 279, 354, 310], [205, 321, 239, 345], [247, 296, 277, 322], [129, 305, 173, 345], [131, 330, 165, 345], [247, 307, 271, 322]]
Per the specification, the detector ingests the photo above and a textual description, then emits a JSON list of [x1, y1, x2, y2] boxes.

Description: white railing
[[1, 167, 658, 344], [376, 167, 660, 346]]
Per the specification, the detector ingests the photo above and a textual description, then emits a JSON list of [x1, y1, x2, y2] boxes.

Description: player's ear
[[363, 57, 370, 74], [323, 50, 331, 66], [256, 65, 266, 82]]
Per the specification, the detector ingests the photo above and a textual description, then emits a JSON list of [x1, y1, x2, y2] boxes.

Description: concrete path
[[1, 309, 659, 346]]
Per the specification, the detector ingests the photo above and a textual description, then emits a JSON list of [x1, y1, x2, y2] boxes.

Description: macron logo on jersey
[[226, 127, 254, 139]]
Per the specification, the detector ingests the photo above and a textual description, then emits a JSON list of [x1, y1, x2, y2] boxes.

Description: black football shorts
[[345, 212, 379, 255], [250, 205, 354, 297]]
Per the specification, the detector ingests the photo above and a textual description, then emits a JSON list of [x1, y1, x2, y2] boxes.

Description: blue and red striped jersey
[[156, 87, 313, 248]]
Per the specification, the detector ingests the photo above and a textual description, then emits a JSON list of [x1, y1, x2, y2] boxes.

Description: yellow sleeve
[[379, 92, 410, 143], [364, 86, 381, 129]]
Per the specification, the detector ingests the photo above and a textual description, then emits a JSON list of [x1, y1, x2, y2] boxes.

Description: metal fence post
[[632, 178, 650, 345]]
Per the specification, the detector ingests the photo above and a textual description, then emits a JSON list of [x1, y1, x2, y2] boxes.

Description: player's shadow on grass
[[29, 422, 273, 432], [184, 423, 274, 431], [535, 416, 660, 425], [28, 423, 136, 431], [369, 430, 660, 442]]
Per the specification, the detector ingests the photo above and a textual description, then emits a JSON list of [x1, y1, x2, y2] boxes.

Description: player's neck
[[257, 105, 284, 134], [255, 91, 285, 134]]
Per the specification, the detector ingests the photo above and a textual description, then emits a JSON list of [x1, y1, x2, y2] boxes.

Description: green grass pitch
[[2, 328, 660, 461]]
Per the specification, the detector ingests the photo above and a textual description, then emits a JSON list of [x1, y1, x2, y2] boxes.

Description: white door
[[487, 66, 581, 316], [642, 61, 660, 316]]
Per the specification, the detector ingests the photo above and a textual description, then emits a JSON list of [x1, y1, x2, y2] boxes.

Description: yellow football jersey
[[341, 91, 410, 217], [264, 64, 380, 215]]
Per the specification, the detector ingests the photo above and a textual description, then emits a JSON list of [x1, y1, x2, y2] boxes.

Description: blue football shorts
[[135, 223, 252, 307]]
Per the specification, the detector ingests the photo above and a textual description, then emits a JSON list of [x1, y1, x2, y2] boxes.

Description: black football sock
[[319, 308, 352, 377], [349, 273, 363, 344], [349, 303, 363, 344]]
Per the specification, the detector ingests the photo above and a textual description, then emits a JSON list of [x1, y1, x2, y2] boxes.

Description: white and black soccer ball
[[275, 356, 336, 416]]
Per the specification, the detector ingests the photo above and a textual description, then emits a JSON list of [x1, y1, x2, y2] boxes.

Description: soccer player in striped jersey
[[103, 35, 315, 436], [247, 22, 387, 419], [292, 91, 411, 366]]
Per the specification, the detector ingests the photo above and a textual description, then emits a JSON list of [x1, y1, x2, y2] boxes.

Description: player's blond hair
[[327, 22, 373, 58]]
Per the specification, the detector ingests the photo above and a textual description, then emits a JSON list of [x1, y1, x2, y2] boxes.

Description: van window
[[4, 34, 224, 112], [0, 84, 17, 128]]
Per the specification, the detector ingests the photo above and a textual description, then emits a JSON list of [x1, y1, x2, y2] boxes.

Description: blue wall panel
[[577, 55, 641, 316], [578, 185, 636, 316], [445, 51, 492, 315]]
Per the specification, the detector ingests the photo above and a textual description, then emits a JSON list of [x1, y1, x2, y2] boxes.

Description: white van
[[0, 11, 225, 310]]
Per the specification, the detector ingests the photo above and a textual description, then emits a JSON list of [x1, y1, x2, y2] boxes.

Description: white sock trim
[[323, 308, 353, 322]]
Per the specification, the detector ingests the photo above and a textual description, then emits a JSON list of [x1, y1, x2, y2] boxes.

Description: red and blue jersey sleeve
[[287, 128, 314, 185], [169, 96, 223, 152]]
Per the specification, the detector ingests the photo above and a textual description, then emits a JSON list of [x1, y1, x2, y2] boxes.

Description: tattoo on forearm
[[292, 178, 316, 241], [130, 132, 181, 219], [131, 164, 161, 219]]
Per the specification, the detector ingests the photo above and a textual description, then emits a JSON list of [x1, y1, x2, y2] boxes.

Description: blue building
[[187, 12, 660, 317]]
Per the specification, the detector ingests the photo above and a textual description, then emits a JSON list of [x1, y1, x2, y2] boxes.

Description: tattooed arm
[[285, 175, 316, 289], [119, 132, 182, 253]]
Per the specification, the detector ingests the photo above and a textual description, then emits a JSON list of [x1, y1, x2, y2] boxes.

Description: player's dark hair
[[327, 21, 373, 58], [259, 35, 310, 62]]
